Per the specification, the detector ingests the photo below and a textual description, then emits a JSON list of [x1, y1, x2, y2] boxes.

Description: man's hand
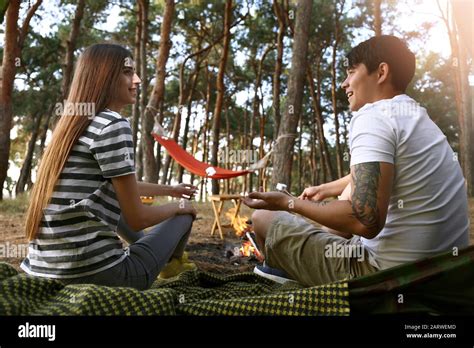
[[242, 191, 293, 211], [171, 183, 198, 199]]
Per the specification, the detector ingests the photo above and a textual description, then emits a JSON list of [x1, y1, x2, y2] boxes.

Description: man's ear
[[377, 62, 390, 85]]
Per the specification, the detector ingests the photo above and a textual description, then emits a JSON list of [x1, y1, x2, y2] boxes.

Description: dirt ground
[[0, 198, 261, 274], [1, 198, 473, 275]]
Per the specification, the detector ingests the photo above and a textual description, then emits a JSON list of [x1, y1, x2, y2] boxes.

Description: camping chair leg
[[211, 200, 219, 236], [211, 200, 225, 239]]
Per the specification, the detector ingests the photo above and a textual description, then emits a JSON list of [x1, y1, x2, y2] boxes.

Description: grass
[[0, 193, 30, 214]]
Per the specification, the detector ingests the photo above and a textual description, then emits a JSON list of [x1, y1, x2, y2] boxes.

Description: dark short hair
[[346, 35, 416, 92]]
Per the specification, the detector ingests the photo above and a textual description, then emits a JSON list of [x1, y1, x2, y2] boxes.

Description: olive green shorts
[[264, 212, 378, 287]]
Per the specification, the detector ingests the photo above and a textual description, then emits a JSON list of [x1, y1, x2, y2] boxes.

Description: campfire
[[224, 208, 264, 262]]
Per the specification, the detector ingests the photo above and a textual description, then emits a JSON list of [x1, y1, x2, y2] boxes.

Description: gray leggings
[[61, 214, 194, 290]]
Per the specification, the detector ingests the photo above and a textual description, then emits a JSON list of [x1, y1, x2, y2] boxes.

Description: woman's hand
[[299, 174, 352, 201], [171, 183, 198, 200], [175, 199, 198, 220], [242, 191, 292, 211], [298, 184, 329, 201]]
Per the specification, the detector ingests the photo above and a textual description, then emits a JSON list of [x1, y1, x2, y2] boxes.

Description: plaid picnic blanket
[[1, 245, 472, 316], [0, 264, 350, 316]]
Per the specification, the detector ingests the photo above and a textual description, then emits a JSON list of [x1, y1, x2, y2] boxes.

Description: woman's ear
[[377, 62, 390, 85]]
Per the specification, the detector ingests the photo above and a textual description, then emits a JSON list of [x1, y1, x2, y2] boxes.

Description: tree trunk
[[137, 0, 149, 182], [224, 103, 230, 183], [166, 163, 174, 185], [161, 98, 184, 185], [164, 42, 203, 184], [439, 0, 473, 196], [0, 0, 41, 199], [16, 112, 42, 195], [454, 24, 473, 197], [242, 106, 248, 193], [297, 114, 303, 193], [177, 67, 200, 183], [131, 1, 143, 157], [32, 104, 56, 188], [249, 96, 255, 193], [331, 2, 344, 179], [307, 65, 334, 182], [145, 0, 173, 183], [315, 53, 335, 181], [272, 0, 312, 190], [38, 111, 53, 158], [258, 106, 266, 190], [309, 119, 319, 185], [341, 110, 349, 171], [199, 64, 212, 201], [0, 0, 20, 200], [272, 0, 285, 138], [451, 0, 473, 58], [189, 122, 203, 187], [254, 45, 273, 189], [0, 0, 42, 199], [451, 0, 473, 196], [61, 0, 86, 100], [374, 0, 382, 36], [210, 0, 232, 195], [136, 143, 144, 181]]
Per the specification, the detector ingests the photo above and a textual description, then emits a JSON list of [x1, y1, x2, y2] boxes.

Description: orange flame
[[225, 208, 249, 237], [239, 240, 255, 257], [224, 208, 263, 260]]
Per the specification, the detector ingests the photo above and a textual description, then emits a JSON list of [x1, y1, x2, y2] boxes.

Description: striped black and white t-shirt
[[21, 110, 135, 279]]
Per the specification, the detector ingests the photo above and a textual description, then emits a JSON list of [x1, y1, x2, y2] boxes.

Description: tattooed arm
[[350, 162, 392, 235], [291, 162, 394, 239]]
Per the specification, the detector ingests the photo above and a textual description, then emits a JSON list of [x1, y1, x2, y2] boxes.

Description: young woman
[[21, 43, 198, 290]]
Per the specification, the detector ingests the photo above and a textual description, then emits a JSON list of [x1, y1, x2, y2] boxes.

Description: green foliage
[[407, 51, 459, 148], [9, 30, 63, 172], [0, 0, 7, 24], [5, 0, 463, 192]]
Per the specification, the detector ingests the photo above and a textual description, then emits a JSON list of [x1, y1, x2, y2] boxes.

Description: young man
[[243, 35, 470, 286]]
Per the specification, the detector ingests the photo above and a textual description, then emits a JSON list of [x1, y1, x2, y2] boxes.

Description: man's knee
[[251, 210, 282, 239], [251, 209, 267, 224], [251, 210, 269, 229]]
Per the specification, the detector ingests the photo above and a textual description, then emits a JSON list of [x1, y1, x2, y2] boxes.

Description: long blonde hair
[[25, 44, 133, 240]]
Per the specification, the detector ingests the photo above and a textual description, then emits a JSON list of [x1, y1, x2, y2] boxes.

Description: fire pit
[[223, 216, 264, 263]]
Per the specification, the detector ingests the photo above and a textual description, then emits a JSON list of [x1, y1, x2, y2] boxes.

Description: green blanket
[[349, 245, 474, 315], [0, 264, 350, 316], [1, 245, 472, 316]]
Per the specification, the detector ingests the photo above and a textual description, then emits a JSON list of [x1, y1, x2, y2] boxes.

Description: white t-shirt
[[349, 94, 469, 270]]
